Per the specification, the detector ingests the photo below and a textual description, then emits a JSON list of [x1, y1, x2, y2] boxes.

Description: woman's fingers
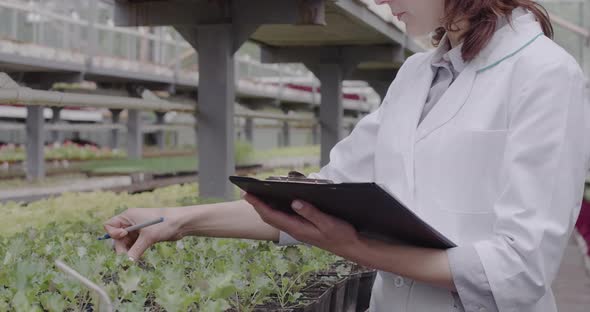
[[105, 226, 128, 240], [244, 193, 319, 241], [103, 207, 181, 261], [127, 233, 153, 261], [245, 193, 297, 230], [290, 200, 331, 229], [114, 238, 129, 255], [103, 217, 131, 239]]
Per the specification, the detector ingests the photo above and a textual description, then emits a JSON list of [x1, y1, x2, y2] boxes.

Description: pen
[[98, 217, 165, 240]]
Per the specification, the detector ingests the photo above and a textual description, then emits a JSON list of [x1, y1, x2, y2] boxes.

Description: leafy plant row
[[0, 167, 360, 311], [0, 221, 342, 311], [0, 142, 126, 163]]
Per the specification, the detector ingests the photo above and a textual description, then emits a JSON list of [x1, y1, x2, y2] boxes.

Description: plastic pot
[[329, 277, 348, 312], [300, 285, 334, 312], [344, 273, 360, 312], [356, 271, 377, 312]]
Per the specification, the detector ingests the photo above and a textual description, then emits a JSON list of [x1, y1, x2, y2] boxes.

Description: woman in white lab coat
[[104, 0, 590, 311]]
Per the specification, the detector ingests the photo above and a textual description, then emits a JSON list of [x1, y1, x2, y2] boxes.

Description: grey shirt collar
[[430, 7, 528, 75]]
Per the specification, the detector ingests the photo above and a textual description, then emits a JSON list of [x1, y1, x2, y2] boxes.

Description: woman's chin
[[404, 26, 433, 38]]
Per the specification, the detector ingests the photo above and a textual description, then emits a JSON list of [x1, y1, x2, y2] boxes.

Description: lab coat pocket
[[433, 127, 508, 214]]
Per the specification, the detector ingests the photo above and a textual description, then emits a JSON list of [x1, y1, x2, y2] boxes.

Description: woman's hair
[[432, 0, 554, 61]]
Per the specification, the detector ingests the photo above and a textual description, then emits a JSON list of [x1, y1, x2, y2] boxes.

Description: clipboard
[[229, 174, 456, 249]]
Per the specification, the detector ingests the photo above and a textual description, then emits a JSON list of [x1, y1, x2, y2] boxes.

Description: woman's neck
[[447, 32, 461, 48]]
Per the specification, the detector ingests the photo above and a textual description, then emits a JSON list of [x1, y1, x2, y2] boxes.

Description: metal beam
[[121, 0, 325, 52], [0, 52, 86, 73], [332, 0, 422, 53], [0, 72, 19, 88], [115, 0, 326, 27], [115, 0, 232, 26], [261, 45, 404, 73], [20, 72, 83, 90], [0, 88, 193, 112], [350, 68, 398, 82]]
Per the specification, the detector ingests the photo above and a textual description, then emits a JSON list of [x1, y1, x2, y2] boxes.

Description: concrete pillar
[[26, 106, 45, 181], [155, 111, 166, 150], [126, 109, 142, 159], [261, 45, 403, 165], [312, 122, 320, 145], [244, 117, 254, 143], [197, 24, 236, 200], [110, 109, 122, 150], [318, 64, 344, 166], [50, 107, 64, 144], [281, 120, 290, 147]]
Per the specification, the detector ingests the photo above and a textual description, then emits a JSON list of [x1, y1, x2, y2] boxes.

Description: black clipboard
[[229, 175, 456, 249]]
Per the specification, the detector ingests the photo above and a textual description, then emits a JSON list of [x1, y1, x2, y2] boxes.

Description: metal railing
[[0, 72, 361, 180], [0, 0, 313, 81], [0, 0, 379, 112]]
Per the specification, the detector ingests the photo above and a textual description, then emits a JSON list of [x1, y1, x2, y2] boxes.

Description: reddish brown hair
[[433, 0, 554, 61]]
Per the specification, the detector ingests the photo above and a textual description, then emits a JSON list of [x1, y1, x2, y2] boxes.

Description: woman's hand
[[243, 194, 362, 258], [103, 207, 184, 261], [244, 194, 457, 290]]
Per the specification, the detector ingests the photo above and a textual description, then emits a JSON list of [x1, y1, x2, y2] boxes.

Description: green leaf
[[40, 293, 67, 312], [200, 299, 231, 312], [119, 267, 143, 295]]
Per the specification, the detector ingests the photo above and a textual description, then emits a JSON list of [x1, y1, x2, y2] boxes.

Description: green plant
[[0, 144, 128, 163], [234, 140, 255, 165], [0, 182, 341, 311]]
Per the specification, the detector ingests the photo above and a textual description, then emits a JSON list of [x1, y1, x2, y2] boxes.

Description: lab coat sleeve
[[448, 245, 499, 312], [454, 60, 589, 311], [275, 97, 387, 246]]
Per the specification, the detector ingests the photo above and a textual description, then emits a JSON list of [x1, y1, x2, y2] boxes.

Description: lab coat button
[[394, 276, 404, 287]]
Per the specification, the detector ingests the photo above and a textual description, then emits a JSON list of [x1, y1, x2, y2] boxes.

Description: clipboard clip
[[265, 171, 334, 184]]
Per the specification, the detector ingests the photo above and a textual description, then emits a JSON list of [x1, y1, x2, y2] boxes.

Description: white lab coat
[[309, 10, 590, 312]]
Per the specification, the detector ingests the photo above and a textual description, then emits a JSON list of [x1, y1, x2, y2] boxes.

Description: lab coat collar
[[473, 8, 544, 73], [413, 8, 544, 143], [414, 60, 477, 142], [431, 35, 466, 75]]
